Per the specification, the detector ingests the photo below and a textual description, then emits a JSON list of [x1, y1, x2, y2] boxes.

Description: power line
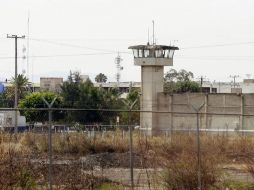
[[30, 38, 122, 53], [25, 37, 142, 41], [27, 38, 254, 54], [3, 54, 254, 61], [2, 38, 254, 60], [175, 56, 254, 61], [30, 38, 254, 53], [0, 52, 117, 59], [182, 41, 254, 50]]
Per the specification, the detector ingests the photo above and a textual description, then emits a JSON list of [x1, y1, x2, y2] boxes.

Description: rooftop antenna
[[230, 75, 240, 88], [172, 40, 178, 46], [152, 20, 155, 45]]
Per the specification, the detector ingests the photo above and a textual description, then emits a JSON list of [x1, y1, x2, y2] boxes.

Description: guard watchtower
[[128, 44, 179, 134]]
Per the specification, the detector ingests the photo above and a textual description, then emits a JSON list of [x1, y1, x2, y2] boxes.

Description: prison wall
[[155, 93, 254, 132]]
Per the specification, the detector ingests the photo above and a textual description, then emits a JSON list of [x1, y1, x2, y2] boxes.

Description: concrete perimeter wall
[[155, 93, 254, 132]]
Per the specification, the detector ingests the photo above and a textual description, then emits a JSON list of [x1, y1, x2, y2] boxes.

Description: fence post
[[240, 94, 244, 136], [190, 102, 205, 190], [122, 97, 138, 190], [196, 112, 201, 190], [128, 109, 134, 190], [170, 95, 173, 144], [42, 97, 57, 190]]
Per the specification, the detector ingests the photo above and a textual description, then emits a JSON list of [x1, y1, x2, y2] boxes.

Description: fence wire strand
[[0, 108, 254, 189]]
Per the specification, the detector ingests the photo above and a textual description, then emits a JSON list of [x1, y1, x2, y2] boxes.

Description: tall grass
[[1, 132, 254, 189]]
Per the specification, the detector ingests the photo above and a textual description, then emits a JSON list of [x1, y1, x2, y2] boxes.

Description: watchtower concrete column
[[129, 44, 179, 134]]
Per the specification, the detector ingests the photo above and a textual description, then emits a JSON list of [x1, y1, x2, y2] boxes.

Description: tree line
[[0, 69, 200, 125]]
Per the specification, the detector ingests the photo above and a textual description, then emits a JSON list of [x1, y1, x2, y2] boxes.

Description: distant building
[[94, 82, 141, 93], [201, 79, 254, 94], [1, 81, 39, 93], [80, 75, 89, 82], [40, 77, 63, 93], [0, 111, 26, 130]]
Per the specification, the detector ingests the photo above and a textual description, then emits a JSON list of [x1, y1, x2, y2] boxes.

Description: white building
[[202, 79, 254, 94]]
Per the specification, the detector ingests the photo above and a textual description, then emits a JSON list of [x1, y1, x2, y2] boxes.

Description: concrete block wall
[[155, 93, 254, 132]]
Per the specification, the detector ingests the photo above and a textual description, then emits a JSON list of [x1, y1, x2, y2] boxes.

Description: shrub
[[162, 152, 221, 190]]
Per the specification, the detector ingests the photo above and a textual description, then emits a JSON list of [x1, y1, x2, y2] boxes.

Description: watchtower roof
[[128, 45, 179, 50]]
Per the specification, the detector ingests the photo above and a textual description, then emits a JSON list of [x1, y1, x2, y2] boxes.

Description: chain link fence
[[1, 108, 254, 189]]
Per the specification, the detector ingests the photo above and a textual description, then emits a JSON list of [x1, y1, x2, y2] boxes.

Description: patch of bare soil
[[80, 152, 150, 169]]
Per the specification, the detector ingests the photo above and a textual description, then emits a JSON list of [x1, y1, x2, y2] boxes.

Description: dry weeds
[[1, 132, 254, 189]]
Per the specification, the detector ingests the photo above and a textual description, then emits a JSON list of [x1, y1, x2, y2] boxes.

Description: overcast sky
[[1, 0, 254, 83]]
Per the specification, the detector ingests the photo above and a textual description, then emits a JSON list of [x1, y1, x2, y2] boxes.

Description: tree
[[176, 69, 194, 82], [61, 81, 80, 108], [11, 74, 30, 98], [164, 69, 178, 82], [0, 88, 14, 107], [95, 73, 107, 83], [61, 71, 120, 124], [68, 70, 83, 83], [165, 69, 194, 82], [119, 88, 140, 125], [175, 81, 201, 93], [0, 93, 7, 107], [164, 69, 200, 93], [2, 74, 30, 107], [61, 71, 136, 124], [126, 88, 140, 109], [19, 92, 63, 123]]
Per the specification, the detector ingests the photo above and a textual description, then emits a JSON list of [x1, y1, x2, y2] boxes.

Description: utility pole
[[197, 76, 208, 93], [230, 75, 240, 88], [198, 76, 208, 87], [7, 34, 25, 133]]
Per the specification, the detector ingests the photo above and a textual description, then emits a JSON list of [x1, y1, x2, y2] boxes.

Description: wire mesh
[[0, 108, 254, 189]]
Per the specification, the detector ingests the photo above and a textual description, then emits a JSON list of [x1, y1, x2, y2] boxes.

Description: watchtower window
[[129, 45, 178, 58], [144, 50, 149, 57], [133, 50, 138, 58], [138, 49, 144, 57], [166, 50, 175, 58], [155, 49, 164, 58]]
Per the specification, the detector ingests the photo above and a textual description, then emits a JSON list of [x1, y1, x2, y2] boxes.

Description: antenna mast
[[115, 52, 123, 86], [22, 45, 26, 74], [147, 28, 150, 44], [230, 75, 240, 88], [152, 20, 155, 45], [27, 12, 30, 80]]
